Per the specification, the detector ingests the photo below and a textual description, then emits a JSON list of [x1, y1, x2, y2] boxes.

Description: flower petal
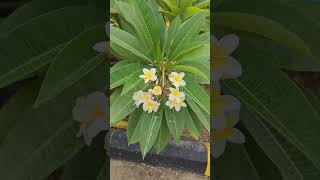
[[211, 35, 219, 47], [220, 57, 242, 79], [212, 140, 226, 158], [179, 72, 185, 78], [150, 68, 156, 74], [143, 68, 149, 74], [221, 95, 241, 112], [220, 34, 239, 55], [228, 128, 245, 144], [93, 42, 108, 53]]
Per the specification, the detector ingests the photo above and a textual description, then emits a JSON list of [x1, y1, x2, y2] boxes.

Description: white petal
[[221, 95, 241, 112], [182, 102, 187, 107], [220, 34, 239, 55], [179, 72, 185, 78], [212, 140, 226, 158], [143, 68, 149, 74], [211, 66, 223, 82], [212, 113, 226, 131], [180, 80, 186, 87], [93, 42, 108, 53], [150, 68, 156, 74], [169, 87, 174, 92], [86, 118, 108, 138], [152, 75, 157, 81], [228, 128, 245, 144], [211, 35, 219, 47], [221, 57, 242, 79], [139, 75, 144, 79]]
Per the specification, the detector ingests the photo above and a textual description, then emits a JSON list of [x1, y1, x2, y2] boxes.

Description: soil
[[110, 159, 209, 180]]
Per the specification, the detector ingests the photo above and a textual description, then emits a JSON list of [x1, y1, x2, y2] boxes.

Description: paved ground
[[110, 159, 209, 180]]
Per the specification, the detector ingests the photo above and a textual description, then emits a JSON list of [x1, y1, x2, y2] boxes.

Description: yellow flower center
[[144, 72, 153, 80], [146, 102, 155, 110], [172, 90, 181, 98], [214, 118, 233, 142], [92, 104, 105, 119], [173, 75, 182, 83], [153, 86, 162, 95]]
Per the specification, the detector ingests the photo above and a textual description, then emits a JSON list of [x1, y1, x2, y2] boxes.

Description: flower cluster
[[132, 68, 187, 113], [212, 34, 245, 158]]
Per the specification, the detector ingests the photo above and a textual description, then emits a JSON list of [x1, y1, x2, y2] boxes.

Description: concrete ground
[[110, 159, 209, 180]]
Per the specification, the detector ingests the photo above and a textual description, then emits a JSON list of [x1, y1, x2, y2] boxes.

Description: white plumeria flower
[[166, 98, 187, 111], [212, 83, 241, 131], [93, 22, 110, 54], [143, 100, 160, 113], [151, 86, 162, 96], [133, 91, 153, 107], [72, 91, 108, 146], [169, 72, 186, 87], [212, 112, 245, 158], [211, 34, 242, 82], [168, 87, 185, 102], [139, 68, 157, 83]]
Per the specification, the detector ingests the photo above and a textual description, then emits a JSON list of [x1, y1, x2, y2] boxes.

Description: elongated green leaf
[[176, 60, 210, 83], [0, 6, 104, 89], [110, 63, 145, 89], [0, 79, 41, 145], [170, 41, 206, 61], [185, 109, 200, 140], [110, 93, 136, 125], [175, 44, 209, 62], [0, 63, 106, 180], [214, 12, 313, 58], [213, 144, 261, 180], [186, 97, 209, 131], [241, 106, 303, 180], [194, 0, 210, 8], [121, 71, 144, 95], [140, 108, 163, 159], [149, 0, 166, 49], [164, 15, 181, 57], [0, 0, 87, 36], [110, 88, 121, 105], [34, 24, 106, 108], [128, 115, 143, 145], [61, 134, 106, 180], [164, 107, 187, 143], [175, 66, 208, 81], [127, 108, 143, 144], [183, 76, 210, 114], [222, 45, 320, 168], [170, 13, 206, 58], [132, 0, 160, 53], [153, 115, 170, 154], [110, 26, 152, 62]]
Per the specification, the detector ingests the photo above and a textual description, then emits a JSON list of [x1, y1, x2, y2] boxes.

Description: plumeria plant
[[110, 0, 210, 158]]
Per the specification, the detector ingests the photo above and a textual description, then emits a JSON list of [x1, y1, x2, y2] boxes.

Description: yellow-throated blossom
[[169, 72, 186, 88], [166, 99, 187, 111], [139, 68, 157, 83], [133, 91, 153, 107], [72, 91, 108, 146], [151, 86, 162, 96], [212, 113, 245, 158], [143, 100, 160, 113], [168, 87, 185, 102], [211, 34, 242, 82]]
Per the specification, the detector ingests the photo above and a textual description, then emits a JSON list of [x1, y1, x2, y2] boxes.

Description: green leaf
[[181, 6, 208, 20], [34, 24, 106, 108], [110, 88, 121, 105], [170, 41, 206, 61], [121, 71, 144, 95], [175, 65, 208, 82], [127, 108, 143, 144], [0, 0, 87, 36], [0, 6, 103, 89], [194, 0, 210, 8], [169, 13, 206, 58], [110, 93, 136, 125], [110, 63, 145, 89], [186, 97, 209, 131], [241, 106, 303, 180], [110, 26, 152, 63], [214, 12, 313, 58], [185, 109, 200, 140], [164, 107, 187, 144], [61, 134, 106, 180], [163, 15, 181, 57], [175, 43, 209, 62], [183, 76, 210, 114], [222, 44, 320, 168], [131, 0, 160, 56], [140, 108, 163, 159], [153, 114, 170, 154], [0, 79, 41, 145], [149, 0, 166, 49], [213, 144, 261, 180], [0, 63, 106, 180]]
